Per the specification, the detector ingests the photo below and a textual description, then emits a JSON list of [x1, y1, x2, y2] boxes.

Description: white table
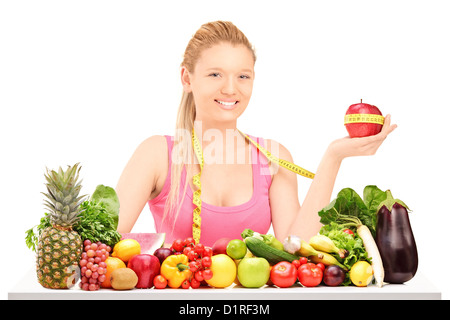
[[9, 268, 441, 300]]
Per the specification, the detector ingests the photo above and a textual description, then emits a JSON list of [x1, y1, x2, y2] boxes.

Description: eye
[[208, 72, 221, 78], [239, 74, 251, 80]]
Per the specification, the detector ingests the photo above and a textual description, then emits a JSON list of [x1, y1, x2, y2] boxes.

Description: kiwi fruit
[[110, 268, 138, 290]]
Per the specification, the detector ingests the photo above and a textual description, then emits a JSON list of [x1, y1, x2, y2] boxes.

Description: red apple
[[211, 237, 231, 255], [345, 100, 384, 138], [127, 254, 160, 289]]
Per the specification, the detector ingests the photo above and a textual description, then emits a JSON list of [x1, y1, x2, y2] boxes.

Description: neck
[[193, 119, 248, 165], [193, 118, 237, 136]]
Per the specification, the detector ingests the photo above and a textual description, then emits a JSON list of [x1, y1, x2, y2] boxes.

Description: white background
[[1, 0, 449, 299]]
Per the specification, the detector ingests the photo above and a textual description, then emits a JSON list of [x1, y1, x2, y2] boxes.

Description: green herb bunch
[[26, 184, 123, 251], [75, 200, 122, 246]]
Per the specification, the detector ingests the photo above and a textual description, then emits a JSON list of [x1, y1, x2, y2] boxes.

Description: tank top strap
[[248, 135, 272, 189], [164, 134, 174, 167]]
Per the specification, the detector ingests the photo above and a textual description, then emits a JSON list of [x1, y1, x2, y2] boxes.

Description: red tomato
[[203, 247, 213, 257], [172, 239, 185, 252], [342, 229, 354, 237], [190, 278, 201, 289], [299, 257, 308, 265], [201, 256, 212, 268], [183, 237, 195, 247], [292, 260, 301, 269], [316, 263, 325, 271], [202, 268, 213, 280], [270, 261, 298, 288], [153, 275, 167, 289], [181, 279, 190, 289], [298, 263, 323, 287]]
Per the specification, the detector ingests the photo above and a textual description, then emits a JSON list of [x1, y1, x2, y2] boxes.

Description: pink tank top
[[148, 135, 272, 247]]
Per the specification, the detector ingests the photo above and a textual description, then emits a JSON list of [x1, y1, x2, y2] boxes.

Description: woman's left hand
[[328, 114, 397, 161]]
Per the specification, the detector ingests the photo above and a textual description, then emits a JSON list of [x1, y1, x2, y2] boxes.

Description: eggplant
[[375, 190, 418, 284]]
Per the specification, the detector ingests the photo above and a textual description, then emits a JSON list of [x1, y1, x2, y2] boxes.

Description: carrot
[[334, 212, 385, 287]]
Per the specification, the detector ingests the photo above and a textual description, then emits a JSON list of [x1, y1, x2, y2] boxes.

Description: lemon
[[205, 254, 237, 288], [350, 261, 374, 287], [111, 239, 141, 263]]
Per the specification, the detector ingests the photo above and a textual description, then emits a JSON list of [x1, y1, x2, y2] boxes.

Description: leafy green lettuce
[[318, 185, 386, 238], [320, 222, 370, 286], [317, 185, 387, 285], [320, 223, 369, 266], [90, 184, 120, 229]]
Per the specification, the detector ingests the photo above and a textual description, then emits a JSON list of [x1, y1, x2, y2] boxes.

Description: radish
[[334, 211, 384, 287]]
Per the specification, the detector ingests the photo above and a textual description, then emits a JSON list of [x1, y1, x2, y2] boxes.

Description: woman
[[115, 21, 396, 246]]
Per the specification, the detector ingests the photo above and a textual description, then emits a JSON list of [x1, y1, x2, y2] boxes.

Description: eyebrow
[[206, 67, 254, 73]]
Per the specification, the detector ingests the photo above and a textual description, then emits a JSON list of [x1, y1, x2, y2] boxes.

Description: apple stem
[[361, 99, 362, 103]]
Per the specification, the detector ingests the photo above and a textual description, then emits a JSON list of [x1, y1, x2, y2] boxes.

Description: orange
[[101, 257, 126, 288], [111, 239, 141, 263]]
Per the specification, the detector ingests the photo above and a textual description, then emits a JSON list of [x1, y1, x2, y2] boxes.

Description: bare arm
[[270, 115, 397, 241], [115, 135, 167, 233]]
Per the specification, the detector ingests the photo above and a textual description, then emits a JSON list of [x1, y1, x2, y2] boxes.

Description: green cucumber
[[244, 237, 298, 264]]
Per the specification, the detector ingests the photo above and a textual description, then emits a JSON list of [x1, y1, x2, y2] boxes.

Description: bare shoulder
[[115, 135, 169, 231], [139, 135, 168, 152], [263, 138, 294, 162], [138, 134, 168, 168], [124, 135, 169, 189], [260, 138, 295, 178]]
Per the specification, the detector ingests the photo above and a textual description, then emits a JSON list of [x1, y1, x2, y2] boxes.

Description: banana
[[309, 235, 348, 259], [309, 251, 348, 271], [299, 241, 323, 259]]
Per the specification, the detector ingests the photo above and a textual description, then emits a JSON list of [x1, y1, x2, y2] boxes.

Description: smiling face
[[181, 42, 255, 127]]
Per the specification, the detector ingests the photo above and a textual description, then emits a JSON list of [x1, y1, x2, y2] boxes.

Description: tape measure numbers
[[191, 129, 315, 244], [344, 114, 385, 125]]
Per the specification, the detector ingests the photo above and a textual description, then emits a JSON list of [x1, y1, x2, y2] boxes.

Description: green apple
[[237, 257, 270, 288]]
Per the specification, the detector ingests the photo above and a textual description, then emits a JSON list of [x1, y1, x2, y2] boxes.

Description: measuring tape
[[191, 128, 315, 244], [344, 114, 385, 125]]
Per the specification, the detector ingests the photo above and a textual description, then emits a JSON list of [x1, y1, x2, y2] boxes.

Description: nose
[[221, 77, 237, 95]]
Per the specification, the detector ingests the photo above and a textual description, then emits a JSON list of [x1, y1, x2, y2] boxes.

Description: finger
[[382, 114, 398, 134]]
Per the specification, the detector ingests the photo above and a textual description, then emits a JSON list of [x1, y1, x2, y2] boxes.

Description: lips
[[215, 99, 239, 110]]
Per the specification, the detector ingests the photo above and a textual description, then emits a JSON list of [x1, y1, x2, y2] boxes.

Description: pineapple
[[36, 163, 87, 289]]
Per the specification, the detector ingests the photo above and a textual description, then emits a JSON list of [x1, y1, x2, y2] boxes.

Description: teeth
[[216, 100, 237, 106]]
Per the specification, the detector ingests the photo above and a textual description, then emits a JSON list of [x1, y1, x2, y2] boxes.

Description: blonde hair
[[162, 21, 256, 228]]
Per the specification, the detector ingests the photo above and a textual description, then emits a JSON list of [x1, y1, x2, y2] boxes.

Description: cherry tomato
[[316, 263, 325, 271], [172, 239, 185, 252], [183, 246, 193, 256], [181, 279, 190, 289], [203, 247, 213, 257], [201, 256, 212, 268], [187, 250, 197, 261], [292, 260, 301, 269], [270, 261, 298, 288], [189, 261, 199, 273], [342, 229, 354, 237], [299, 257, 308, 265], [202, 269, 213, 280], [183, 237, 195, 247], [153, 275, 167, 289], [194, 243, 205, 256], [298, 263, 323, 287], [190, 277, 201, 289], [194, 270, 204, 282]]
